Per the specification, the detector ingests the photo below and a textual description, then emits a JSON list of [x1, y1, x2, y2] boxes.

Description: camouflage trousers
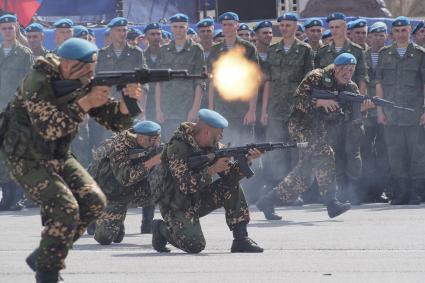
[[6, 155, 107, 271], [95, 180, 154, 245], [273, 145, 336, 203], [159, 175, 250, 253]]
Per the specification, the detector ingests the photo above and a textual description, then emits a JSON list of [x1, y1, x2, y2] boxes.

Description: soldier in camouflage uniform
[[0, 14, 33, 211], [208, 12, 258, 146], [303, 18, 324, 58], [256, 53, 356, 220], [350, 19, 369, 50], [51, 19, 74, 54], [155, 13, 205, 140], [260, 13, 313, 190], [314, 13, 368, 204], [90, 121, 162, 245], [150, 109, 263, 253], [196, 18, 215, 60], [412, 21, 425, 48], [25, 23, 48, 57], [2, 38, 140, 282], [376, 17, 425, 205]]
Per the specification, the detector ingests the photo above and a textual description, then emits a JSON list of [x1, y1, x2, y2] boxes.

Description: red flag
[[0, 0, 43, 27]]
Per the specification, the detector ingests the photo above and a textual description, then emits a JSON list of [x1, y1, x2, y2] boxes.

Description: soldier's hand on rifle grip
[[316, 99, 339, 113], [78, 86, 111, 112], [122, 83, 142, 100], [144, 154, 162, 169], [207, 157, 230, 175], [361, 99, 375, 112], [247, 148, 262, 162]]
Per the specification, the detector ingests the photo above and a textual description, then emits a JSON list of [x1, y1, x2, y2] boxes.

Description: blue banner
[[37, 0, 116, 16]]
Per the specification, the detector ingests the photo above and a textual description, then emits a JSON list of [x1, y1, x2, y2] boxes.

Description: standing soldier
[[412, 21, 425, 48], [296, 23, 306, 41], [91, 121, 162, 245], [238, 23, 252, 41], [196, 18, 215, 60], [3, 38, 140, 282], [260, 12, 313, 192], [150, 109, 264, 253], [256, 53, 355, 220], [73, 25, 90, 40], [0, 14, 33, 211], [25, 23, 48, 57], [376, 16, 425, 205], [361, 22, 390, 203], [304, 18, 324, 58], [322, 29, 332, 45], [127, 27, 143, 47], [315, 12, 368, 203], [208, 12, 258, 146], [52, 18, 74, 53], [351, 19, 369, 50], [187, 27, 199, 42], [155, 13, 205, 139]]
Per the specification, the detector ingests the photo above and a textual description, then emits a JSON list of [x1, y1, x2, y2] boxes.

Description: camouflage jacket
[[0, 42, 33, 108], [90, 130, 150, 198], [156, 39, 206, 120], [288, 65, 360, 155], [96, 42, 148, 98], [315, 39, 368, 85], [208, 37, 259, 119], [159, 122, 240, 217], [375, 42, 425, 126], [2, 54, 132, 160], [265, 39, 313, 121], [364, 48, 379, 123]]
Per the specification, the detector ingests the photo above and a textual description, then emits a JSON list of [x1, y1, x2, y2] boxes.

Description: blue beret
[[346, 21, 355, 30], [322, 29, 332, 39], [53, 18, 74, 28], [57, 38, 98, 63], [169, 13, 189, 23], [219, 12, 239, 22], [133, 120, 161, 136], [187, 27, 197, 35], [213, 29, 223, 39], [303, 18, 323, 29], [19, 26, 26, 36], [238, 23, 251, 32], [253, 20, 272, 32], [334, 53, 357, 65], [351, 19, 368, 29], [196, 18, 214, 28], [73, 25, 89, 38], [198, 109, 228, 129], [87, 28, 95, 37], [104, 28, 111, 36], [392, 16, 410, 27], [369, 22, 387, 34], [143, 23, 161, 33], [127, 27, 142, 40], [0, 14, 17, 24], [161, 30, 172, 39], [277, 12, 299, 22], [297, 23, 305, 32], [326, 12, 346, 23], [26, 23, 44, 33], [107, 17, 128, 28], [413, 21, 424, 34]]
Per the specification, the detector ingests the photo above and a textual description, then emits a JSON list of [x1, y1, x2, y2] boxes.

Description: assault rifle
[[188, 142, 308, 178], [311, 89, 414, 122], [129, 144, 165, 164], [51, 68, 208, 116]]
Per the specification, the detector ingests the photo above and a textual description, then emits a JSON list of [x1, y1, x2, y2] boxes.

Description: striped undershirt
[[396, 47, 407, 57], [370, 52, 379, 68], [113, 49, 123, 57]]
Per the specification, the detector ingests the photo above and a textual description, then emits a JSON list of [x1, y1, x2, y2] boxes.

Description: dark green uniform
[[264, 39, 313, 184], [273, 65, 360, 203], [376, 42, 425, 200], [2, 54, 132, 271], [208, 37, 259, 145], [144, 47, 160, 120], [314, 40, 368, 195], [156, 39, 205, 139], [151, 122, 250, 253], [89, 130, 155, 245]]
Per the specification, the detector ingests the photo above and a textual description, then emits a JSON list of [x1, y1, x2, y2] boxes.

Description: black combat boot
[[26, 248, 39, 271], [141, 205, 155, 234], [86, 222, 96, 235], [113, 224, 125, 243], [0, 183, 13, 211], [231, 222, 263, 253], [152, 219, 170, 252], [390, 178, 409, 205], [255, 190, 282, 220], [408, 179, 422, 205], [35, 269, 61, 283], [324, 192, 351, 218]]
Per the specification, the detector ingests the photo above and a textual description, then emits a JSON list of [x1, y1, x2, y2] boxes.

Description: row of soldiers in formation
[[0, 10, 424, 282]]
